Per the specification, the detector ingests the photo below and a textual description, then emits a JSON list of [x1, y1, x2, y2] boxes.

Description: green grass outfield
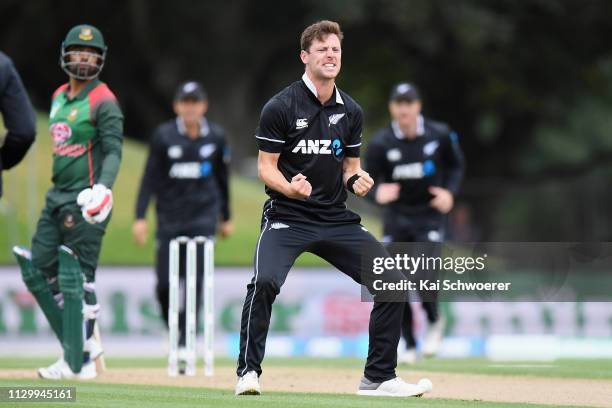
[[0, 380, 572, 408], [2, 357, 608, 408], [0, 115, 381, 266], [3, 357, 611, 380]]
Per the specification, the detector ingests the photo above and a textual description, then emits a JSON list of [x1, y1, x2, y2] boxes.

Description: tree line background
[[2, 0, 612, 241]]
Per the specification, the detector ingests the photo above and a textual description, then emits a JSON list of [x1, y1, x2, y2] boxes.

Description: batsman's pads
[[77, 184, 112, 224], [13, 246, 64, 341], [58, 245, 84, 374]]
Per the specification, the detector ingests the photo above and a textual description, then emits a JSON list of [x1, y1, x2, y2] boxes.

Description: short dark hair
[[300, 20, 343, 52]]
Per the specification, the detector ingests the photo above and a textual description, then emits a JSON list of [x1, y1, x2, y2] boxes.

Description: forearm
[[215, 160, 231, 221], [444, 171, 462, 196], [342, 157, 373, 197], [1, 131, 36, 169], [219, 181, 230, 221], [96, 102, 123, 188], [442, 133, 465, 195], [98, 151, 121, 188], [259, 164, 292, 197], [134, 179, 152, 219], [342, 157, 362, 187]]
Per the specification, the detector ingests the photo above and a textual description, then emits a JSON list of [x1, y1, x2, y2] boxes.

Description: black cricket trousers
[[236, 216, 406, 383], [383, 214, 443, 349]]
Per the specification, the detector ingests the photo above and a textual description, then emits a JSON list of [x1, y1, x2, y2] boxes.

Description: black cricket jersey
[[366, 116, 465, 221], [255, 73, 364, 224], [135, 117, 230, 235], [0, 51, 36, 197]]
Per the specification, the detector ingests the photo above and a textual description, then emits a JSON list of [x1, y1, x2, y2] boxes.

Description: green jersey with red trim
[[49, 79, 123, 191]]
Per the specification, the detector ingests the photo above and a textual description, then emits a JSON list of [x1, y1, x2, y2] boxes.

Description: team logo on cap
[[79, 27, 93, 41], [50, 122, 72, 144], [183, 82, 198, 93], [396, 83, 412, 94]]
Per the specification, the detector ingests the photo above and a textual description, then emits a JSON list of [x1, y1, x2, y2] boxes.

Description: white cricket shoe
[[235, 371, 261, 395], [38, 358, 97, 380], [357, 376, 429, 397], [77, 360, 98, 380], [398, 347, 418, 365], [422, 316, 446, 357]]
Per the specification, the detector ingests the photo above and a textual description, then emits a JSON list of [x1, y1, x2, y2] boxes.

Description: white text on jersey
[[291, 139, 333, 154]]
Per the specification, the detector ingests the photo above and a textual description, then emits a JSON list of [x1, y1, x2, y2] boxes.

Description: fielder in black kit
[[133, 81, 232, 348], [0, 51, 36, 198], [235, 21, 431, 398], [366, 83, 465, 363]]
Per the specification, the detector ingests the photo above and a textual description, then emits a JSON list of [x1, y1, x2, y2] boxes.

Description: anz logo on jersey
[[169, 161, 212, 179], [391, 160, 436, 180], [291, 138, 344, 158]]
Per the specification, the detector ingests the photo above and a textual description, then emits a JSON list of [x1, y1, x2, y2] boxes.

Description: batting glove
[[77, 184, 113, 224]]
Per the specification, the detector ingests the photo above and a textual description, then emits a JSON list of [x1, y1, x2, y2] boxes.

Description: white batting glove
[[77, 184, 113, 224]]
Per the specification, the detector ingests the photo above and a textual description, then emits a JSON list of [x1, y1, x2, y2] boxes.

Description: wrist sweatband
[[347, 174, 361, 194]]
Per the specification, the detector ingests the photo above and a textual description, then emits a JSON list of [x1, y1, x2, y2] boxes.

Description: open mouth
[[323, 63, 337, 71]]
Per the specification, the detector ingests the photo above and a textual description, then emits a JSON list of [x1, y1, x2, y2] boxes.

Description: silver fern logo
[[328, 113, 345, 126], [269, 222, 290, 230]]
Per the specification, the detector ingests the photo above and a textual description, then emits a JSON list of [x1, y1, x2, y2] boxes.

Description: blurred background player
[[133, 81, 232, 372], [366, 82, 465, 363], [12, 24, 123, 379], [0, 51, 36, 199]]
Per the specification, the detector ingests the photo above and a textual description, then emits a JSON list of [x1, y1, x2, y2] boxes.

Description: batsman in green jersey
[[13, 24, 123, 380]]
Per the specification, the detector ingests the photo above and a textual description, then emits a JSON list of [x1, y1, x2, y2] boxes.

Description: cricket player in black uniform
[[235, 21, 431, 398], [133, 81, 232, 363], [0, 51, 36, 198], [366, 83, 465, 363]]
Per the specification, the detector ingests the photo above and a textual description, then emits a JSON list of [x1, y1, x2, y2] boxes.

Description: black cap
[[174, 81, 207, 101], [390, 82, 421, 102]]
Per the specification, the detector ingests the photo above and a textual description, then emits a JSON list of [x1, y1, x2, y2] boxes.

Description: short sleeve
[[255, 98, 288, 153], [345, 105, 363, 158]]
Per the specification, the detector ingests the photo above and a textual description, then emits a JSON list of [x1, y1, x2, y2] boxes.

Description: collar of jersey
[[176, 117, 210, 137], [391, 115, 425, 140], [64, 79, 102, 101], [301, 73, 344, 105]]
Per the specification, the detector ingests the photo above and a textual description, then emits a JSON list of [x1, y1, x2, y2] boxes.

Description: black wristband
[[347, 174, 361, 194]]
